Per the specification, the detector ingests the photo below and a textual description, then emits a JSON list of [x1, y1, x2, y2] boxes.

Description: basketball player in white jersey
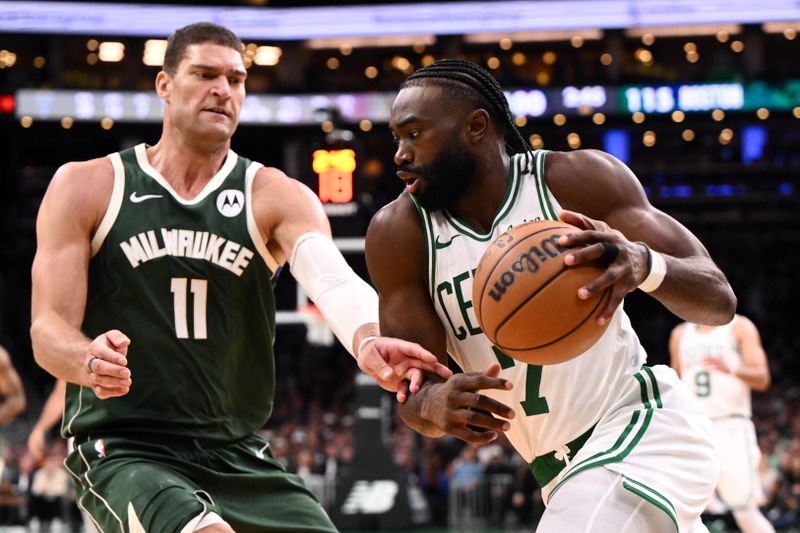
[[670, 315, 775, 533], [366, 60, 738, 532]]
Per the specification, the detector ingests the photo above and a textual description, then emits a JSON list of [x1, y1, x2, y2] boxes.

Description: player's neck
[[146, 136, 231, 198], [447, 151, 510, 234]]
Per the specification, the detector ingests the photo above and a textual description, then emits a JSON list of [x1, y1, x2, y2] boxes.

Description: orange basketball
[[472, 220, 611, 365]]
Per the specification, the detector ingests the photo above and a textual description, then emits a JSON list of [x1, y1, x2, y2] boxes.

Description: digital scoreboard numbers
[[312, 149, 356, 204]]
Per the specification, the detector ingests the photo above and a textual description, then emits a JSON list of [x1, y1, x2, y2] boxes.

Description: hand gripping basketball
[[472, 220, 612, 365]]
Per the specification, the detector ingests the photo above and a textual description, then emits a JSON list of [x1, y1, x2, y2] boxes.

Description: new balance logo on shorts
[[341, 480, 398, 514]]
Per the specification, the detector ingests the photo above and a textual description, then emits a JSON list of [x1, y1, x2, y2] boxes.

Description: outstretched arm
[[0, 345, 26, 425], [547, 150, 736, 326], [366, 195, 514, 443], [252, 168, 451, 398]]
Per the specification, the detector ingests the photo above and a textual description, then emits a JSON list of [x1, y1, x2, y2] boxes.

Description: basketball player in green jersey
[[366, 60, 737, 532], [29, 22, 450, 533]]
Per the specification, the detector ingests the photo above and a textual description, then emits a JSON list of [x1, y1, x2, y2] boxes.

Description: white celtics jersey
[[411, 151, 646, 462], [677, 317, 751, 419]]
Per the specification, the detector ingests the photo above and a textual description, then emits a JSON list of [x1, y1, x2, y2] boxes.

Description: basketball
[[472, 220, 612, 365]]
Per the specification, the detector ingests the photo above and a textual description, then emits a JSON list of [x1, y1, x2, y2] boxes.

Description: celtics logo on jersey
[[217, 189, 244, 217]]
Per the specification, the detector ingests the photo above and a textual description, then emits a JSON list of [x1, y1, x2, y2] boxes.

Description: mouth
[[203, 107, 230, 117], [397, 171, 421, 194]]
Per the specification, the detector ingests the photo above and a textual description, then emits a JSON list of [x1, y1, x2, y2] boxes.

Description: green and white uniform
[[677, 317, 763, 510], [411, 151, 719, 532], [64, 144, 336, 533]]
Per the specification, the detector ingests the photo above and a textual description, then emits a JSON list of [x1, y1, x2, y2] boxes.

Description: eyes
[[391, 129, 422, 145], [194, 71, 245, 85]]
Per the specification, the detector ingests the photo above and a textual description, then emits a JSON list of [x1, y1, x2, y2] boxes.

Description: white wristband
[[637, 242, 667, 293], [357, 336, 378, 357]]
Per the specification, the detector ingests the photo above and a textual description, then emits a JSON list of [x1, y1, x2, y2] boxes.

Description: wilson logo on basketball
[[472, 220, 612, 366], [488, 234, 566, 302]]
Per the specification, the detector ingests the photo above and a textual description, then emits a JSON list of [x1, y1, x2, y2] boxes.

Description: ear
[[155, 70, 171, 102], [465, 109, 491, 144]]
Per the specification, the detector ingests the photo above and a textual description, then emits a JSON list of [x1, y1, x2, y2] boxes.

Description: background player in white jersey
[[366, 59, 737, 532], [670, 315, 775, 533]]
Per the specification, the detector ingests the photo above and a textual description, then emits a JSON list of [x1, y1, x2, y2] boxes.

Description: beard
[[400, 135, 478, 211]]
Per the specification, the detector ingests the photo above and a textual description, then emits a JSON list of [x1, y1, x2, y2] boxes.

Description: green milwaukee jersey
[[64, 143, 280, 444]]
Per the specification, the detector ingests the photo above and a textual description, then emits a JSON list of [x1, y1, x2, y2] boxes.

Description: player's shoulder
[[545, 149, 624, 180], [367, 192, 423, 248], [53, 156, 114, 183], [544, 149, 643, 216], [249, 166, 328, 238], [252, 165, 309, 196], [47, 156, 115, 209], [669, 322, 688, 338], [731, 314, 757, 335], [370, 192, 420, 232], [251, 165, 323, 210]]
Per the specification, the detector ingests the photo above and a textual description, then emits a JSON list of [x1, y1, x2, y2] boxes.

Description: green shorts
[[65, 433, 338, 533]]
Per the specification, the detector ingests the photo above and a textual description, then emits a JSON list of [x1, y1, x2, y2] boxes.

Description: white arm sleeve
[[289, 232, 379, 356]]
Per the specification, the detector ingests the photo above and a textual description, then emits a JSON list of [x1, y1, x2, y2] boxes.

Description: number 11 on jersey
[[170, 278, 208, 339]]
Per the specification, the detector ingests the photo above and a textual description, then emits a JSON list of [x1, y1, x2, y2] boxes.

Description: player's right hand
[[86, 330, 132, 399], [420, 362, 514, 444]]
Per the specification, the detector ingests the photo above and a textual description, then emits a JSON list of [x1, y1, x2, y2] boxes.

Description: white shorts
[[545, 365, 720, 533], [712, 416, 762, 510]]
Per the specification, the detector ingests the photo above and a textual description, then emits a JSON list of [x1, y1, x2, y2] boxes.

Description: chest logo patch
[[217, 189, 244, 217], [130, 192, 163, 203], [435, 234, 460, 249]]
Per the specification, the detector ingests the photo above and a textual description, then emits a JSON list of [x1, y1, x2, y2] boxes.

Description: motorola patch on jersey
[[217, 190, 244, 217]]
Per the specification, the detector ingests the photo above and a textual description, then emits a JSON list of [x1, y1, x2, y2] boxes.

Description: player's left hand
[[357, 337, 452, 403], [557, 210, 651, 325]]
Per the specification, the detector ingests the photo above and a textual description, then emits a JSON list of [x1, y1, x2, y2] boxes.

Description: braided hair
[[400, 59, 533, 162]]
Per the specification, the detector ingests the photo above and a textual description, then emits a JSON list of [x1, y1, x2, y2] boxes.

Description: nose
[[211, 76, 232, 99], [393, 141, 413, 167]]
